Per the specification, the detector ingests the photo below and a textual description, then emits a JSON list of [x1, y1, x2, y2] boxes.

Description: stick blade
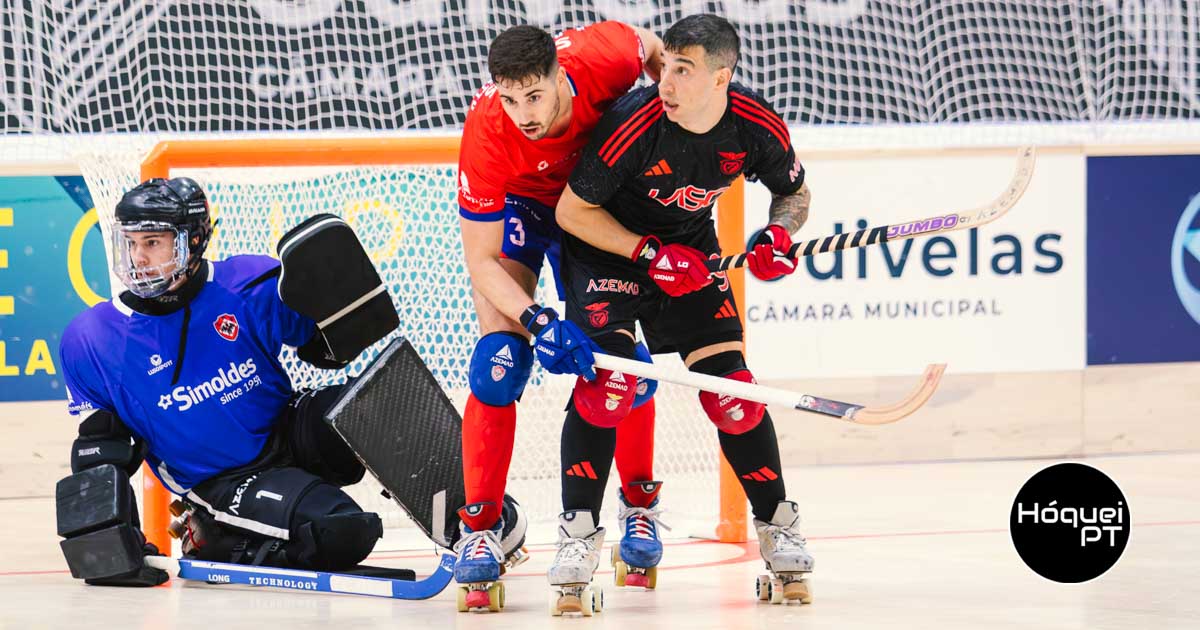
[[847, 363, 946, 425]]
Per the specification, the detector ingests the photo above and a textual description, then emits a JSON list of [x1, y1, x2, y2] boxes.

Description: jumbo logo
[[648, 185, 730, 212]]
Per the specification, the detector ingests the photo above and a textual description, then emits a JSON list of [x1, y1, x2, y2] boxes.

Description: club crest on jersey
[[585, 302, 610, 328], [648, 185, 730, 212], [719, 151, 747, 175], [214, 314, 240, 341]]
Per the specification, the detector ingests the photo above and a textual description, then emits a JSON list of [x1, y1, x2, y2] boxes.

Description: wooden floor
[[3, 452, 1197, 628]]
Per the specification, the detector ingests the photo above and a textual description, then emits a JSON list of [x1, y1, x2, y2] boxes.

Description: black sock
[[561, 405, 616, 524], [718, 411, 786, 522]]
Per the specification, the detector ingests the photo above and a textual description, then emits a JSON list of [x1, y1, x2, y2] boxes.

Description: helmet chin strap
[[120, 260, 209, 316]]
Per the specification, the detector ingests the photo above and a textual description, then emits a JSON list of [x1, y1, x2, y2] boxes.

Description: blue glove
[[520, 305, 598, 381]]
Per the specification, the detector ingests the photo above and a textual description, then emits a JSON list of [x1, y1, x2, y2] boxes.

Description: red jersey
[[457, 21, 645, 220]]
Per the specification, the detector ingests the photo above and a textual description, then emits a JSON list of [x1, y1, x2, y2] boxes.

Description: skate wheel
[[783, 578, 813, 604], [610, 543, 621, 567], [168, 499, 188, 517], [504, 546, 530, 572], [580, 587, 595, 617], [593, 586, 604, 613], [769, 578, 784, 605], [167, 519, 187, 540], [645, 566, 657, 590], [551, 590, 583, 616], [756, 575, 770, 601], [487, 582, 505, 612], [614, 560, 628, 586], [464, 587, 492, 610], [456, 586, 469, 613]]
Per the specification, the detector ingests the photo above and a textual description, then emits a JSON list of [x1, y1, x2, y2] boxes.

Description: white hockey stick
[[593, 354, 945, 425], [709, 145, 1036, 272]]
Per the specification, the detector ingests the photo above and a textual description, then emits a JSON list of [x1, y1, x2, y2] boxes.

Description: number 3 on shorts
[[508, 217, 525, 247]]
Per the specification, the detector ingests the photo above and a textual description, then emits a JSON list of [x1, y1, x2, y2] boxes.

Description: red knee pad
[[699, 369, 765, 435], [572, 368, 637, 428]]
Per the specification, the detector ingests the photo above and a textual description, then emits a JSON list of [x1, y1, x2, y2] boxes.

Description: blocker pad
[[277, 213, 399, 367]]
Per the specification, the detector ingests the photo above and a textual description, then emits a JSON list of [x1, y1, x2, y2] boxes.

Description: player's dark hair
[[488, 25, 558, 85], [663, 14, 740, 73]]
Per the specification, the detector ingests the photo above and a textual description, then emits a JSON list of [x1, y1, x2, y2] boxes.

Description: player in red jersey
[[551, 15, 815, 607], [452, 22, 664, 610]]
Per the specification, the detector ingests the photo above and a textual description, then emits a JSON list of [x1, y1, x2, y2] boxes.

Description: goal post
[[117, 136, 750, 552]]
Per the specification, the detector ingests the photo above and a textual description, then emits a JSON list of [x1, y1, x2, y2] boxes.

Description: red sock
[[460, 394, 516, 531], [614, 398, 656, 506]]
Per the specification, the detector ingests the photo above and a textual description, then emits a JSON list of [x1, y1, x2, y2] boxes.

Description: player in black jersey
[[551, 14, 816, 604]]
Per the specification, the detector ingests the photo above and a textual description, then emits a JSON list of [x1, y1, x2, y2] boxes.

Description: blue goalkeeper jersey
[[60, 255, 316, 492]]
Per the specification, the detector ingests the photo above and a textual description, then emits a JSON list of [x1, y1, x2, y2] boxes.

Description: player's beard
[[524, 91, 564, 141]]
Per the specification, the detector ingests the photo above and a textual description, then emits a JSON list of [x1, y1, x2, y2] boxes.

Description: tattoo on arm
[[768, 182, 811, 235]]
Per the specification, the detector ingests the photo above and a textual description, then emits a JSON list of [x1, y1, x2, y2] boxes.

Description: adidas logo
[[643, 159, 672, 177], [714, 299, 737, 319], [565, 461, 598, 479], [741, 466, 779, 482]]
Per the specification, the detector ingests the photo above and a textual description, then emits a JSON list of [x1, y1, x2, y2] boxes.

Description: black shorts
[[562, 228, 743, 358], [186, 385, 367, 541]]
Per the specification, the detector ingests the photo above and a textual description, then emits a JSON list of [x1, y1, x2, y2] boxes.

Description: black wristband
[[520, 305, 553, 334]]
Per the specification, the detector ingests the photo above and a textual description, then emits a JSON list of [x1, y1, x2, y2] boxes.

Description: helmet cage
[[112, 220, 190, 298]]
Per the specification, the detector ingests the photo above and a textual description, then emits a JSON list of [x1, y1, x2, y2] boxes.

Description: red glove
[[746, 224, 796, 281], [632, 235, 713, 297]]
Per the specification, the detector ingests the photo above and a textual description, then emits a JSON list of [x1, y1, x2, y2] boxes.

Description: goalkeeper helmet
[[111, 177, 212, 298]]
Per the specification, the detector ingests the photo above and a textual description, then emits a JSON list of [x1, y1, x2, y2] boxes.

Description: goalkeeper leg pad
[[57, 465, 144, 579]]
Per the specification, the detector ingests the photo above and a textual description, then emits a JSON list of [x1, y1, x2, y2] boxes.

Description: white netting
[[5, 1, 1200, 158], [77, 137, 722, 538]]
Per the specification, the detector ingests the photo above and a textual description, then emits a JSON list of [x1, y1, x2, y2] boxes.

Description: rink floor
[[3, 453, 1197, 629]]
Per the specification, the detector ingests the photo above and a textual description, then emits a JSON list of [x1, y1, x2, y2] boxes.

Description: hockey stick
[[593, 354, 945, 425], [146, 553, 455, 600], [708, 145, 1036, 272]]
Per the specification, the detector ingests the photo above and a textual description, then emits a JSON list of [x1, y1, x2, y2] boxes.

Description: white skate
[[754, 500, 814, 605], [547, 510, 606, 616]]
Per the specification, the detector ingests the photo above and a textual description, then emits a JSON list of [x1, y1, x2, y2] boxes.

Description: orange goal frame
[[136, 137, 749, 551]]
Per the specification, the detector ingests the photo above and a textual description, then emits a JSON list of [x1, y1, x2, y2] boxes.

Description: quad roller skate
[[452, 503, 508, 613], [753, 500, 814, 605], [548, 510, 606, 616], [611, 482, 668, 589]]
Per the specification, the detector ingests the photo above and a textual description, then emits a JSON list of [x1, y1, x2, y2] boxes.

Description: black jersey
[[568, 82, 804, 250]]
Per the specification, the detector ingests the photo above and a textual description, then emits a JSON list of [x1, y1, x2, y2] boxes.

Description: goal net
[[77, 135, 727, 545]]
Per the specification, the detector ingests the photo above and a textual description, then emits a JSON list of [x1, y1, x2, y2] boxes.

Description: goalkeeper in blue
[[53, 178, 519, 587]]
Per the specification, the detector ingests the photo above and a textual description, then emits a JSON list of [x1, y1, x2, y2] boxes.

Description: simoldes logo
[[648, 185, 730, 212], [158, 358, 258, 412], [1171, 193, 1200, 326]]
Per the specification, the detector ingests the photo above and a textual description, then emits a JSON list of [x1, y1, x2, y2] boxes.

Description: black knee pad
[[287, 482, 380, 570], [293, 512, 382, 571]]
